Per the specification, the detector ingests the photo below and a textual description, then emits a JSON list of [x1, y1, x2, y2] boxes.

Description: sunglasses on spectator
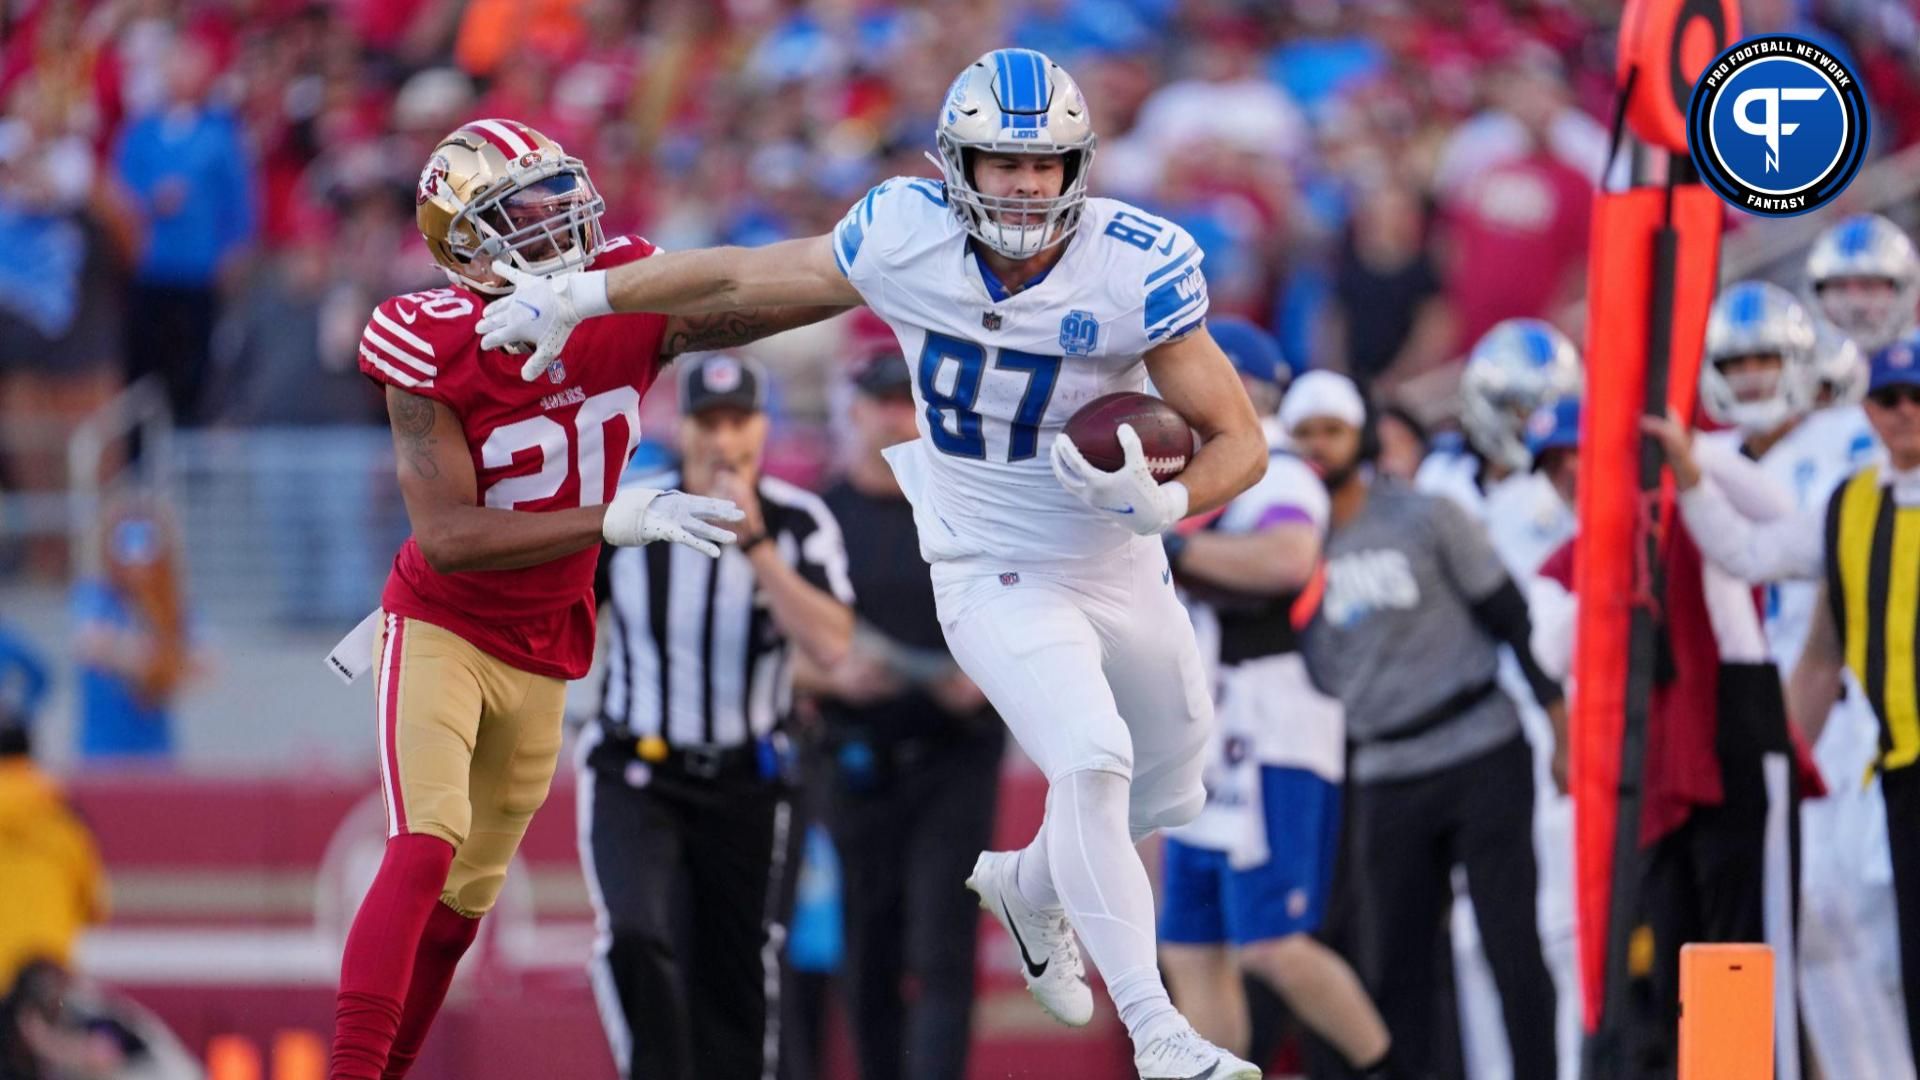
[[1869, 385, 1920, 409]]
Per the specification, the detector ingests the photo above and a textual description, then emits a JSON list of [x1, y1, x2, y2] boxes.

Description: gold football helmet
[[415, 118, 606, 295]]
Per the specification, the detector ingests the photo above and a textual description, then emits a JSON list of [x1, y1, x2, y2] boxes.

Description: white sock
[[1044, 769, 1181, 1045], [1015, 835, 1060, 911]]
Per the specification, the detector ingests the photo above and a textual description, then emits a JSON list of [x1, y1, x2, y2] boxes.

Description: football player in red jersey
[[332, 118, 843, 1080]]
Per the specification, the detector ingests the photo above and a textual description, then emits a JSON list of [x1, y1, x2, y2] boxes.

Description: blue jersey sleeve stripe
[[1144, 247, 1199, 288], [1150, 313, 1207, 344], [1147, 296, 1207, 339], [834, 214, 862, 275], [861, 183, 883, 225], [1146, 271, 1207, 330], [906, 179, 947, 206]]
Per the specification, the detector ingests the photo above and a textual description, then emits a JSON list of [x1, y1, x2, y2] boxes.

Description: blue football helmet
[[1459, 319, 1583, 472], [1805, 213, 1920, 354], [932, 49, 1097, 260]]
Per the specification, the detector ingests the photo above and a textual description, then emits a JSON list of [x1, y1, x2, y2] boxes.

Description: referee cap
[[679, 353, 768, 416]]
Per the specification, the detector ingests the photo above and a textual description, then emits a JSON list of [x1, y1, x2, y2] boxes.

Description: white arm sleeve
[[1676, 480, 1824, 583], [1694, 434, 1795, 520]]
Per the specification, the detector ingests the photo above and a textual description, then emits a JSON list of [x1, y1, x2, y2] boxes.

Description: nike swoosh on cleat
[[1100, 505, 1136, 515], [1001, 900, 1049, 979]]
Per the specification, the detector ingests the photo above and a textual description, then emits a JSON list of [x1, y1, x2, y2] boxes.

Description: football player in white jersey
[[1416, 317, 1583, 1080], [474, 47, 1270, 1080]]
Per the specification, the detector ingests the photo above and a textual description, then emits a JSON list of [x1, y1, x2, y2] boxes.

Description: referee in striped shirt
[[578, 353, 854, 1080]]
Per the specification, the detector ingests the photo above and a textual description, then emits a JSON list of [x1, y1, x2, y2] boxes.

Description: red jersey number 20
[[480, 387, 641, 510]]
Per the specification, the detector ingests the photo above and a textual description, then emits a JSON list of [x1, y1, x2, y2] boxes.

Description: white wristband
[[574, 270, 613, 319], [1162, 480, 1191, 522]]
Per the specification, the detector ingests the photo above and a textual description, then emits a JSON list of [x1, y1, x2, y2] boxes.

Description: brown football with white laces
[[1062, 392, 1194, 482]]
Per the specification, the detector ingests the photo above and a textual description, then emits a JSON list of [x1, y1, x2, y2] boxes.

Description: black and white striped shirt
[[594, 470, 854, 752]]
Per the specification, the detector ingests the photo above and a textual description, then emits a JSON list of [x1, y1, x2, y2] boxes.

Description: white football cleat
[[966, 850, 1093, 1027], [1133, 1024, 1263, 1080]]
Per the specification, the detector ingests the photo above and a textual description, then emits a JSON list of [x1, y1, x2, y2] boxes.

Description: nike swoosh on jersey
[[395, 304, 419, 324], [1100, 505, 1136, 515], [1156, 233, 1177, 255], [1002, 900, 1049, 978]]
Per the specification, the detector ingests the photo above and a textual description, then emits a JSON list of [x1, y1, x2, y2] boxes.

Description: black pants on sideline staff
[[581, 753, 800, 1080], [1880, 765, 1920, 1062], [1626, 662, 1803, 1079], [826, 725, 1002, 1080], [1349, 734, 1556, 1078]]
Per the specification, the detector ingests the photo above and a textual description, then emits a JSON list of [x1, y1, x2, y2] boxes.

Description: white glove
[[1050, 423, 1190, 536], [474, 260, 613, 382], [602, 487, 745, 558]]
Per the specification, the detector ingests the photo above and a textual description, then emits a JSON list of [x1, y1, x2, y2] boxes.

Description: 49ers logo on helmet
[[416, 154, 450, 205], [518, 151, 542, 168]]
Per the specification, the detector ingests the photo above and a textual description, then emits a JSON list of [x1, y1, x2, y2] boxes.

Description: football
[[1061, 392, 1194, 482]]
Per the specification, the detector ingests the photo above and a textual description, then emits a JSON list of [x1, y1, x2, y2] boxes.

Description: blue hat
[[1869, 331, 1920, 394], [1209, 317, 1292, 388], [1524, 397, 1580, 461]]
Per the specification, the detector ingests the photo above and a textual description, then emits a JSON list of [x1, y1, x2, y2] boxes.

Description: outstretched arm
[[611, 235, 862, 315], [478, 236, 861, 379], [659, 302, 852, 360]]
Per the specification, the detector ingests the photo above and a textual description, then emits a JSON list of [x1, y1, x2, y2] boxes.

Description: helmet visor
[[480, 173, 593, 263]]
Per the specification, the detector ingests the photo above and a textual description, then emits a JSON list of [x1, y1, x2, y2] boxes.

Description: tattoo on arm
[[661, 309, 777, 357], [390, 391, 441, 480]]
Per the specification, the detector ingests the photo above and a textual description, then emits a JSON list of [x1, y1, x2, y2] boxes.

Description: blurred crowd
[[4, 0, 1918, 500], [6, 2, 1920, 1078]]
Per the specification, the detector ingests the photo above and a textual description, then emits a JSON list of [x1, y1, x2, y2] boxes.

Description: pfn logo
[[1731, 86, 1827, 172], [1689, 35, 1868, 217]]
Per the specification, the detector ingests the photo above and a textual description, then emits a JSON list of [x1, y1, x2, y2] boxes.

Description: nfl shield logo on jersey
[[999, 571, 1020, 586], [547, 358, 567, 384], [982, 311, 1003, 332], [1059, 310, 1098, 356]]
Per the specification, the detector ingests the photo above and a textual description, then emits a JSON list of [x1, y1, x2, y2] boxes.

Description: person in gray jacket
[[1287, 371, 1565, 1078]]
